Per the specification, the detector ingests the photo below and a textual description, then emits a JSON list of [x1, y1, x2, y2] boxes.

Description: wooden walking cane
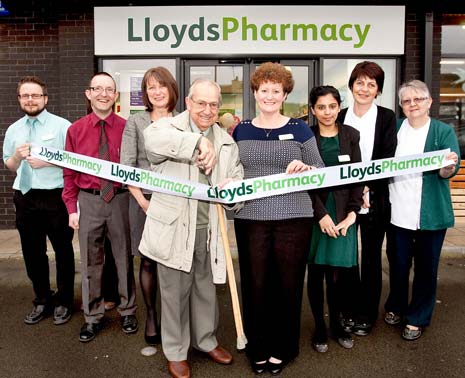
[[216, 203, 248, 350]]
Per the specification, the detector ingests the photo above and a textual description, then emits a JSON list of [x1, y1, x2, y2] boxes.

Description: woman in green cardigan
[[385, 79, 460, 341]]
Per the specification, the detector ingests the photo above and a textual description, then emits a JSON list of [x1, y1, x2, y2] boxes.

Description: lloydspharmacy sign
[[94, 6, 405, 56], [32, 145, 451, 205]]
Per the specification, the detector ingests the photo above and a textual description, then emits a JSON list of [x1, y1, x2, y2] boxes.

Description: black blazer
[[310, 123, 364, 224], [337, 105, 397, 219]]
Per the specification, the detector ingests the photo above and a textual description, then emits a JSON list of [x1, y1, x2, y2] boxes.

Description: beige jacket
[[139, 110, 243, 283]]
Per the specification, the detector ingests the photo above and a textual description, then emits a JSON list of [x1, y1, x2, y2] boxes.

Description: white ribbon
[[31, 145, 452, 204]]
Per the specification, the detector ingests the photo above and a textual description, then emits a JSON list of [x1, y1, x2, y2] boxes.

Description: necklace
[[263, 128, 273, 138]]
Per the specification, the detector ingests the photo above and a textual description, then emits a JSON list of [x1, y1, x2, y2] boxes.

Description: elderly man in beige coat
[[140, 78, 243, 378]]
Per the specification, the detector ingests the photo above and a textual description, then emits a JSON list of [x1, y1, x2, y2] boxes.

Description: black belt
[[81, 188, 128, 195]]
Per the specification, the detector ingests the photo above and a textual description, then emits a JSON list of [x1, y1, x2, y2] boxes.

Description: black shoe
[[251, 361, 267, 374], [144, 332, 161, 345], [353, 320, 372, 336], [79, 322, 101, 343], [122, 315, 138, 334], [268, 359, 284, 375], [340, 317, 355, 333], [24, 304, 51, 325], [53, 305, 72, 325]]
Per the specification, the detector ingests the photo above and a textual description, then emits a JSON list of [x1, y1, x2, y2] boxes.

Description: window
[[440, 22, 465, 158], [102, 59, 177, 119], [322, 58, 397, 111]]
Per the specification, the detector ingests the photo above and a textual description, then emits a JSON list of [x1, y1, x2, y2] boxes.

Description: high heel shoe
[[251, 361, 267, 374], [144, 332, 161, 346]]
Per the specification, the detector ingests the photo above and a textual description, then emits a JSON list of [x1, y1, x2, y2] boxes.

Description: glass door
[[184, 60, 246, 131], [184, 59, 316, 124]]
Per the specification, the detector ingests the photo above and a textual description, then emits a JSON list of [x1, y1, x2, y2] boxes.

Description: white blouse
[[344, 103, 378, 214], [389, 118, 430, 230], [344, 103, 377, 162]]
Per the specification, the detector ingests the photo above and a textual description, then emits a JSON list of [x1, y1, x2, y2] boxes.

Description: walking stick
[[216, 203, 248, 350]]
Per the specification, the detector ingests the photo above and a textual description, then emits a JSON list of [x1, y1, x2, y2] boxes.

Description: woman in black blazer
[[337, 61, 397, 336]]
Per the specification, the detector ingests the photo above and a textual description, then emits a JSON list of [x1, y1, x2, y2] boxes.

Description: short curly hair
[[250, 62, 294, 94]]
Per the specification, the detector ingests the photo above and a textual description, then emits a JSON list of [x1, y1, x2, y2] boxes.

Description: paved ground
[[0, 221, 464, 378]]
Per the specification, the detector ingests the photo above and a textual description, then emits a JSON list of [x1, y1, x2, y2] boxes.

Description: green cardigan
[[396, 118, 461, 230]]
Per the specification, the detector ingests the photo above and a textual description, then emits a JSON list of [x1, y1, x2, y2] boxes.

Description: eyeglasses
[[18, 94, 45, 100], [89, 86, 116, 95], [400, 97, 429, 106], [190, 97, 220, 111]]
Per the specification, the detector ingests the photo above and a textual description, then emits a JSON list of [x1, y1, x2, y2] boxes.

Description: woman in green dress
[[307, 86, 364, 353]]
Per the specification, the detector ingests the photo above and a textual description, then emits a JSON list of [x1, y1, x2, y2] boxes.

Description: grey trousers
[[158, 228, 219, 361], [78, 191, 137, 323]]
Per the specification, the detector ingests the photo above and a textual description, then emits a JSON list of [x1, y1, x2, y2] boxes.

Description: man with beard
[[3, 76, 75, 325]]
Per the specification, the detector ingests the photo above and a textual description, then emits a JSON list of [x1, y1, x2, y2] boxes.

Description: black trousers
[[14, 189, 75, 307], [234, 217, 312, 362], [307, 264, 353, 337], [344, 193, 392, 323]]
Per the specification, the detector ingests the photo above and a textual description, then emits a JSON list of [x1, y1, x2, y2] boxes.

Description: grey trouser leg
[[158, 229, 218, 361], [78, 191, 136, 323]]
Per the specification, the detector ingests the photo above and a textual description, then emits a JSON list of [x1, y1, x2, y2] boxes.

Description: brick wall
[[0, 1, 94, 228], [403, 11, 442, 117]]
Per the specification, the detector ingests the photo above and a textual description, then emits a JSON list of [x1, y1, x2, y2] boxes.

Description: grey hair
[[398, 79, 431, 106], [188, 78, 222, 105]]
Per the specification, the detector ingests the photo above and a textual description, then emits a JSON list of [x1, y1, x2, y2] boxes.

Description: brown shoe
[[207, 345, 233, 365], [167, 360, 190, 378], [104, 301, 116, 311]]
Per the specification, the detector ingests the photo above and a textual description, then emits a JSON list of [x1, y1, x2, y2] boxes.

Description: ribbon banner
[[31, 145, 452, 204]]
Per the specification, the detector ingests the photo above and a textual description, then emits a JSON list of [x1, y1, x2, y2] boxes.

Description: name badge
[[279, 133, 294, 140], [338, 154, 350, 162], [41, 134, 55, 141]]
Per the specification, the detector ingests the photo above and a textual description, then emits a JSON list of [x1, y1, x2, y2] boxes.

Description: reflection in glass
[[103, 59, 177, 119], [439, 58, 465, 158], [190, 65, 244, 129], [253, 65, 309, 123], [323, 58, 396, 111]]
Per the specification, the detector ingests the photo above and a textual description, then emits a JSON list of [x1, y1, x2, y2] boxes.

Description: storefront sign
[[94, 6, 405, 56]]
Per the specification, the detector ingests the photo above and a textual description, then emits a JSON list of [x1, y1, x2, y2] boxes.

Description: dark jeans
[[234, 217, 312, 362], [384, 225, 446, 327], [14, 189, 75, 307]]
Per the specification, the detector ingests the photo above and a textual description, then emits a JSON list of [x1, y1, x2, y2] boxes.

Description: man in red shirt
[[62, 72, 137, 343]]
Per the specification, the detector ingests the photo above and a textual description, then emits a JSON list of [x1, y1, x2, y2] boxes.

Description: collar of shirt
[[90, 111, 117, 128], [189, 117, 211, 137], [347, 102, 377, 121], [25, 109, 48, 127]]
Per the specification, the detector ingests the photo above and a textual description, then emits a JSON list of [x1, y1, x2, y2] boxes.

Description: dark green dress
[[308, 135, 357, 267]]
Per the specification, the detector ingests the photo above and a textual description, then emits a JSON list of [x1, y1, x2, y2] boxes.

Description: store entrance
[[183, 59, 316, 126]]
